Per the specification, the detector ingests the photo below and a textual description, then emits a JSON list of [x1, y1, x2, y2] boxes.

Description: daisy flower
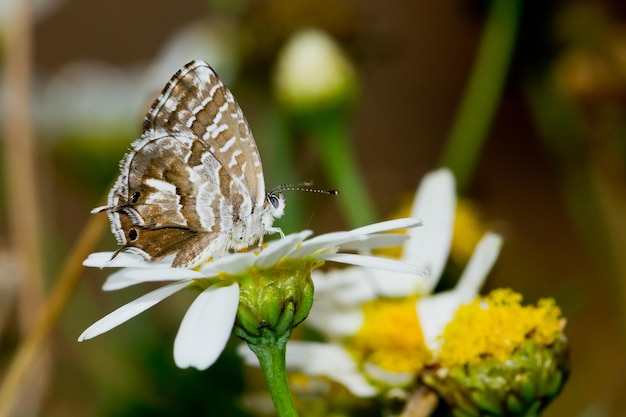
[[79, 218, 425, 371], [238, 169, 503, 400], [421, 288, 569, 417]]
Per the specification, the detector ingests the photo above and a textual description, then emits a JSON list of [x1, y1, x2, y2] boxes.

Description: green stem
[[440, 0, 522, 191], [246, 331, 298, 417], [313, 120, 377, 228]]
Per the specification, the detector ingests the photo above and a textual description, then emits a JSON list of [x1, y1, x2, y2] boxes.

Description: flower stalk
[[273, 28, 375, 228], [440, 0, 522, 191], [313, 119, 377, 228], [232, 258, 319, 417], [245, 330, 299, 417]]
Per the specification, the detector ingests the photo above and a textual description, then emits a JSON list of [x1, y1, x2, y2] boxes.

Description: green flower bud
[[421, 336, 569, 417], [233, 257, 320, 343]]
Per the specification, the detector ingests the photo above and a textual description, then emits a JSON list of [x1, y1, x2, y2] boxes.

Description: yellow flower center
[[438, 288, 564, 367], [347, 296, 430, 374]]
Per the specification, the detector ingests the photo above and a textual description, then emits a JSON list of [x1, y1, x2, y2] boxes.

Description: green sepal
[[233, 257, 317, 342], [421, 336, 569, 417]]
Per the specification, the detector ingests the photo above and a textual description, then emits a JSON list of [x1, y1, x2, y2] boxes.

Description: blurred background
[[0, 0, 624, 415]]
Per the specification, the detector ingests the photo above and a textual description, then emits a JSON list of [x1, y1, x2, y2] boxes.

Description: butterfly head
[[265, 191, 286, 219], [265, 182, 338, 225]]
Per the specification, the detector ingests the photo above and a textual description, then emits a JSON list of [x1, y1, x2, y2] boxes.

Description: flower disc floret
[[438, 288, 565, 367], [347, 296, 430, 376]]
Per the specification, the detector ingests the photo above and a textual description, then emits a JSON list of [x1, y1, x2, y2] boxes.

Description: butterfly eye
[[268, 194, 280, 209], [128, 228, 139, 242], [131, 192, 141, 204]]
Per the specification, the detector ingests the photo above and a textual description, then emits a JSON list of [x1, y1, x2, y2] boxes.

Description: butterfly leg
[[268, 226, 285, 239]]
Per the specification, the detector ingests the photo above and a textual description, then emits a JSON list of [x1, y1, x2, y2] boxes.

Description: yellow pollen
[[438, 288, 564, 367], [347, 296, 430, 374]]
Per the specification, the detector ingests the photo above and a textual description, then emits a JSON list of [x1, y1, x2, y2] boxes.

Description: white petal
[[455, 232, 503, 301], [307, 296, 364, 337], [198, 251, 257, 276], [255, 231, 312, 267], [363, 362, 413, 387], [316, 253, 428, 275], [240, 342, 378, 397], [102, 269, 142, 291], [237, 342, 259, 366], [417, 231, 503, 351], [416, 290, 465, 351], [403, 169, 455, 293], [174, 283, 240, 370], [349, 218, 422, 235], [337, 234, 408, 251], [285, 342, 378, 397], [311, 268, 363, 294], [78, 280, 189, 341], [83, 252, 173, 268], [103, 267, 203, 291], [368, 271, 430, 298], [312, 264, 431, 309], [290, 232, 351, 258], [311, 268, 379, 304]]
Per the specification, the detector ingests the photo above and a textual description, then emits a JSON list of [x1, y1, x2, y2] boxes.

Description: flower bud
[[274, 28, 359, 123], [233, 258, 320, 343]]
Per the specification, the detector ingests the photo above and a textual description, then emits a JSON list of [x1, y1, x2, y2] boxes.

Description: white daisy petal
[[403, 168, 455, 293], [369, 271, 430, 298], [455, 232, 503, 301], [256, 230, 313, 268], [102, 269, 142, 291], [312, 268, 427, 305], [306, 302, 364, 337], [237, 343, 256, 365], [417, 232, 503, 350], [290, 232, 351, 257], [198, 251, 257, 276], [174, 283, 240, 370], [102, 267, 203, 291], [83, 252, 173, 268], [416, 290, 464, 351], [78, 280, 190, 341], [285, 342, 378, 397], [349, 218, 422, 236], [312, 268, 380, 305], [337, 233, 408, 251], [364, 362, 413, 387], [316, 253, 428, 275], [239, 341, 378, 397], [297, 222, 413, 257]]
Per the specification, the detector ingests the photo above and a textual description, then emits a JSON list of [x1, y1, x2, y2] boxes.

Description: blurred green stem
[[440, 0, 522, 191], [246, 331, 298, 417], [313, 120, 377, 228]]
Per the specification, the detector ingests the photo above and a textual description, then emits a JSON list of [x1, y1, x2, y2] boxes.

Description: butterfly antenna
[[270, 181, 339, 195]]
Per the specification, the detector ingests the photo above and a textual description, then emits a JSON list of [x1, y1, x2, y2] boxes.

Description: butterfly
[[93, 60, 286, 268]]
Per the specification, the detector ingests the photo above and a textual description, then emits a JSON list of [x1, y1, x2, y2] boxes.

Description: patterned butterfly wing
[[99, 60, 272, 268], [143, 60, 266, 208]]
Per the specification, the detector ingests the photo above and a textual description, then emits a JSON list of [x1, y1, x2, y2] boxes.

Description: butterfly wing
[[143, 60, 266, 208], [99, 60, 269, 268]]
